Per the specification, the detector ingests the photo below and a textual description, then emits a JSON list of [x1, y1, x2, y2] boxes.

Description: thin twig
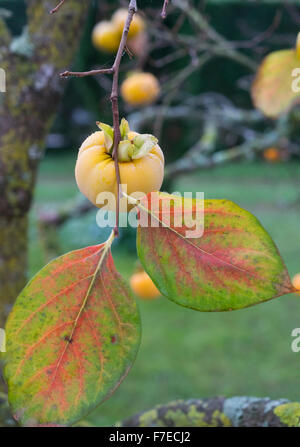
[[60, 68, 114, 78], [56, 1, 137, 237], [154, 53, 211, 137], [173, 0, 258, 71], [110, 0, 137, 236], [161, 0, 170, 19], [230, 9, 282, 49], [50, 0, 66, 15]]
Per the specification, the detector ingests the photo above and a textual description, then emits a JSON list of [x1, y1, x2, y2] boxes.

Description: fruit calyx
[[96, 119, 158, 162]]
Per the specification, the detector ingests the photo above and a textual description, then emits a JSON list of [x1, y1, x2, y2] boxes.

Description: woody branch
[[50, 0, 66, 14], [161, 0, 170, 19], [56, 0, 138, 237]]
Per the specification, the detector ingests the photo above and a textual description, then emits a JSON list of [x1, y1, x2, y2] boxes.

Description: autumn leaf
[[252, 48, 300, 118], [4, 234, 141, 426], [136, 192, 295, 312]]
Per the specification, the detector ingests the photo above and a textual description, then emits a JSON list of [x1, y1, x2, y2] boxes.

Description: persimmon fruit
[[292, 273, 300, 293], [263, 147, 281, 163], [112, 8, 145, 39], [92, 21, 120, 53], [92, 9, 145, 54], [75, 119, 164, 212], [121, 72, 160, 107], [130, 271, 161, 300]]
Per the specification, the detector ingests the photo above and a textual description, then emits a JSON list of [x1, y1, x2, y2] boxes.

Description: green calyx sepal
[[96, 119, 158, 162], [132, 134, 158, 160], [120, 118, 130, 139], [96, 122, 114, 152]]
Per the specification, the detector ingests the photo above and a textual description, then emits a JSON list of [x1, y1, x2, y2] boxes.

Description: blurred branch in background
[[173, 0, 258, 71], [131, 99, 295, 178], [161, 0, 170, 20], [50, 0, 66, 15]]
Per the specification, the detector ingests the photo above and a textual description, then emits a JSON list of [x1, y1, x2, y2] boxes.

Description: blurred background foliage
[[1, 0, 300, 426], [3, 0, 300, 162]]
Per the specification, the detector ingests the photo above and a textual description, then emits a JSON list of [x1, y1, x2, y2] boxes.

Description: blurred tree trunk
[[1, 393, 299, 427], [118, 397, 299, 427], [0, 0, 90, 327]]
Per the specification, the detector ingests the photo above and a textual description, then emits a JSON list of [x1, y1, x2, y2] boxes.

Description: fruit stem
[[55, 0, 138, 237], [161, 0, 170, 19], [50, 0, 66, 14], [110, 0, 138, 237]]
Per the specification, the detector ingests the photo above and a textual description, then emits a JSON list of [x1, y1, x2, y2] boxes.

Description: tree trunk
[[2, 394, 300, 427], [0, 0, 91, 326], [118, 397, 300, 428], [0, 217, 27, 321]]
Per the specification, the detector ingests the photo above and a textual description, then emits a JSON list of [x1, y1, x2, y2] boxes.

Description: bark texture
[[118, 397, 300, 427], [0, 0, 90, 326], [1, 394, 300, 427]]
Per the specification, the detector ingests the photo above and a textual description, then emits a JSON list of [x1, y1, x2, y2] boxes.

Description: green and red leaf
[[4, 241, 140, 427], [137, 192, 294, 312], [252, 49, 300, 118]]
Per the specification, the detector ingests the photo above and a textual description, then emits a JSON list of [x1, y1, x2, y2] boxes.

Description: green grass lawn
[[31, 153, 300, 426]]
